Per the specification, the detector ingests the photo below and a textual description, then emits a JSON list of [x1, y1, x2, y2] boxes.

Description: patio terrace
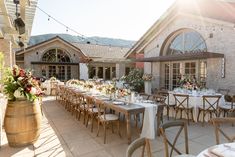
[[0, 96, 233, 157]]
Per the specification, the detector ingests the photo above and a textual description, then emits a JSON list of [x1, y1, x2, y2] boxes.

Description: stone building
[[126, 0, 235, 93], [16, 36, 132, 81]]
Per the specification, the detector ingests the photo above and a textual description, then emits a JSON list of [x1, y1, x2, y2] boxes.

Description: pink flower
[[30, 87, 37, 95]]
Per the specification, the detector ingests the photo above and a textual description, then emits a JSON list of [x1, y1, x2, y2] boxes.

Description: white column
[[116, 63, 125, 79], [79, 63, 88, 80]]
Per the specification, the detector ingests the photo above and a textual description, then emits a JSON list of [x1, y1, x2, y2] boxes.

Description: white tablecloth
[[139, 103, 158, 139], [168, 92, 226, 122], [197, 142, 235, 157]]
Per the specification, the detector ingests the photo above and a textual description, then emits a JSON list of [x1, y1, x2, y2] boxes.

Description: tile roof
[[72, 42, 129, 59]]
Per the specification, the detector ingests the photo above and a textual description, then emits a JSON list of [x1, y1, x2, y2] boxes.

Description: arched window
[[165, 30, 207, 55], [42, 48, 71, 62]]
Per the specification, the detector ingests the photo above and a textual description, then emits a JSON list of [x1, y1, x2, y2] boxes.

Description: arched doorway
[[41, 48, 72, 81], [161, 29, 207, 90]]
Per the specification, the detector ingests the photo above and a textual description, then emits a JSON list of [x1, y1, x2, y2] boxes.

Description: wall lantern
[[13, 0, 25, 35]]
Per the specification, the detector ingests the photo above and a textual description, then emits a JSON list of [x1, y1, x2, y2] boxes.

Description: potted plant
[[121, 69, 144, 93], [3, 65, 43, 147]]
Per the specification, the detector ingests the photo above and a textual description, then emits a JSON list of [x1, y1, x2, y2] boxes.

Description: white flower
[[30, 87, 37, 95], [18, 77, 24, 81], [14, 88, 24, 98]]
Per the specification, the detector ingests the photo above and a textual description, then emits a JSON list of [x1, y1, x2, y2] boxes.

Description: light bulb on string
[[66, 27, 68, 32], [48, 15, 50, 21], [220, 26, 223, 32], [212, 26, 216, 32]]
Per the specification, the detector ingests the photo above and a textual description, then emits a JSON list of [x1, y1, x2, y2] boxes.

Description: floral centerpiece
[[3, 65, 43, 101], [177, 75, 201, 90], [49, 76, 57, 81], [117, 88, 131, 98], [142, 73, 154, 81]]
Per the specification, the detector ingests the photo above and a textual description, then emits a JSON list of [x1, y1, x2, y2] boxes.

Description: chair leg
[[197, 109, 201, 122], [186, 110, 190, 125], [191, 109, 194, 122], [103, 123, 106, 144], [167, 106, 170, 120], [97, 120, 100, 137], [91, 115, 94, 132], [86, 114, 90, 128], [175, 109, 178, 119], [117, 121, 121, 138], [112, 123, 114, 133]]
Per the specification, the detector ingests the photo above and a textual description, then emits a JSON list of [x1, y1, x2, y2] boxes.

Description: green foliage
[[122, 69, 144, 92]]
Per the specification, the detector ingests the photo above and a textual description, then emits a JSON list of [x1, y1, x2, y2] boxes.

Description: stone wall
[[23, 40, 81, 68], [20, 40, 88, 80], [143, 14, 235, 93]]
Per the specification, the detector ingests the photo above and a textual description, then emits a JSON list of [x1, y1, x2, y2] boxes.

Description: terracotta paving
[[0, 96, 233, 157]]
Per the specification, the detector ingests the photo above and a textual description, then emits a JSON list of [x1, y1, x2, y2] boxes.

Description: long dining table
[[67, 87, 146, 144]]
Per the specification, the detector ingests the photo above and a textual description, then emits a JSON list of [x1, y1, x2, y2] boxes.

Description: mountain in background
[[29, 34, 136, 48]]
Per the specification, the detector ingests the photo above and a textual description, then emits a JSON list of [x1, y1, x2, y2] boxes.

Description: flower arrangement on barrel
[[3, 65, 43, 147], [4, 65, 43, 101]]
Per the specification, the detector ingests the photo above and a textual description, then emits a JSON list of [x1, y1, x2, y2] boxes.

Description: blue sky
[[31, 0, 175, 40]]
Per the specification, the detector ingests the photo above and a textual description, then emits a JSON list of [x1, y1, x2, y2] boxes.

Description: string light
[[36, 6, 133, 48]]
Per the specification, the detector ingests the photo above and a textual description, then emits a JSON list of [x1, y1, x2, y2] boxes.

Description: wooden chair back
[[173, 94, 189, 109], [153, 94, 166, 104], [160, 121, 189, 157], [139, 93, 151, 100], [202, 95, 221, 115], [85, 95, 95, 111], [217, 88, 230, 95], [95, 99, 107, 119], [76, 92, 85, 106], [157, 90, 169, 105], [126, 138, 152, 157], [211, 117, 235, 144]]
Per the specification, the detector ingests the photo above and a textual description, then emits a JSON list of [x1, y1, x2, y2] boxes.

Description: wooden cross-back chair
[[197, 95, 221, 126], [139, 93, 151, 100], [173, 94, 194, 124], [126, 137, 152, 157], [75, 92, 87, 124], [85, 95, 98, 132], [210, 117, 235, 144], [160, 121, 195, 157], [95, 99, 121, 144], [157, 90, 174, 120], [152, 94, 167, 136], [219, 94, 235, 117], [217, 88, 230, 95], [67, 89, 78, 116]]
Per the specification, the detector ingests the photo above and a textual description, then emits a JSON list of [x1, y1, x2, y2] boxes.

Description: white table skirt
[[168, 92, 226, 122], [139, 103, 158, 139]]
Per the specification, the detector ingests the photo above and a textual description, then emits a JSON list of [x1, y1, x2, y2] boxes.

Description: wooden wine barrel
[[4, 99, 42, 147]]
